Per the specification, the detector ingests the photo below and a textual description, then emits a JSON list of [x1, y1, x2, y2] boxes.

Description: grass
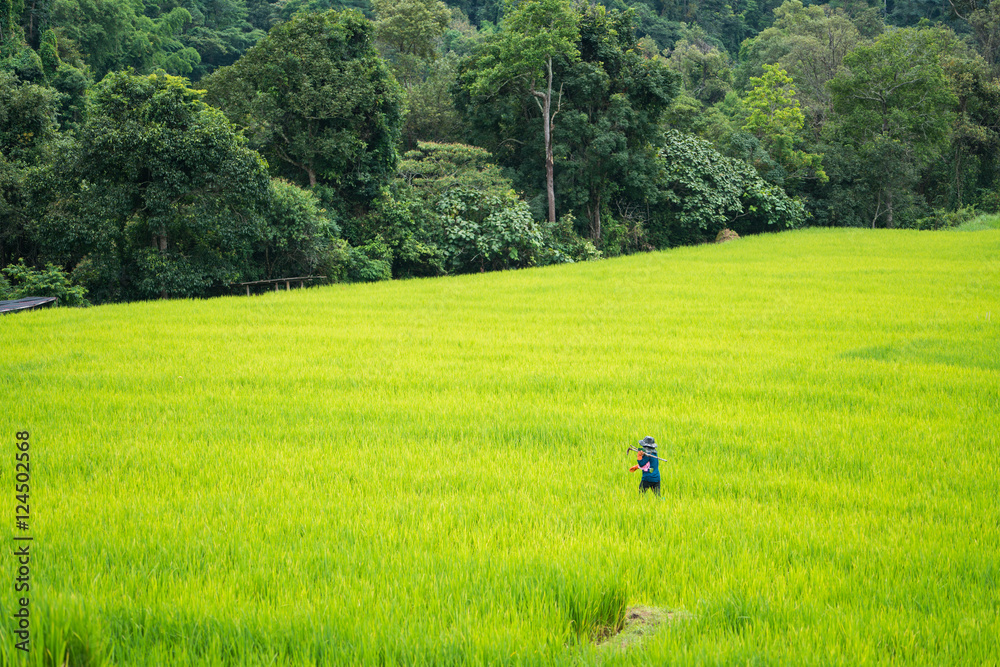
[[955, 212, 1000, 231], [1, 228, 998, 665]]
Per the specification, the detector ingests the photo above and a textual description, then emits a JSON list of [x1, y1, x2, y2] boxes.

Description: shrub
[[1, 260, 89, 306]]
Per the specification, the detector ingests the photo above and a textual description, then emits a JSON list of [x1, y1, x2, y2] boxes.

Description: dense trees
[[458, 0, 581, 224], [47, 72, 272, 301], [2, 0, 999, 304], [457, 2, 679, 246], [202, 9, 404, 213]]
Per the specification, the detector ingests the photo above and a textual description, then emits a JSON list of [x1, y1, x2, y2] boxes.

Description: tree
[[664, 33, 734, 106], [154, 0, 266, 80], [458, 0, 580, 223], [49, 71, 271, 302], [0, 259, 88, 305], [554, 4, 678, 244], [0, 70, 61, 267], [827, 26, 957, 227], [47, 0, 200, 78], [373, 0, 459, 149], [202, 9, 404, 214], [373, 0, 450, 63], [384, 141, 548, 274], [737, 0, 863, 133], [967, 0, 1000, 74], [741, 63, 825, 186], [259, 178, 343, 279], [457, 3, 678, 246], [650, 130, 805, 246]]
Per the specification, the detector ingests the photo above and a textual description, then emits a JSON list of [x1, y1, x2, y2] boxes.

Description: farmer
[[629, 436, 660, 496]]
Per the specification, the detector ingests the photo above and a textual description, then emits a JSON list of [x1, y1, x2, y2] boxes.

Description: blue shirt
[[638, 452, 660, 483]]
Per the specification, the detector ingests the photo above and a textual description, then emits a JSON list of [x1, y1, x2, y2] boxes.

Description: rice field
[[1, 228, 998, 666]]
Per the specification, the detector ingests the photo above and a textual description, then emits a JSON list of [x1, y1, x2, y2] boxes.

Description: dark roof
[[0, 297, 58, 314]]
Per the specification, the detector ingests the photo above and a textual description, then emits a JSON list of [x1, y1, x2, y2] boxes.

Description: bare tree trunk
[[307, 168, 316, 188], [544, 57, 556, 224], [589, 192, 601, 242], [886, 189, 893, 228]]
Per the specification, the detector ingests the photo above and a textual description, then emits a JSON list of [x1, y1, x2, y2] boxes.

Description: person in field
[[629, 436, 660, 496]]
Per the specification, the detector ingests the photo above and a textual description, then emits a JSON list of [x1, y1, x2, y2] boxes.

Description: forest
[[1, 0, 998, 303]]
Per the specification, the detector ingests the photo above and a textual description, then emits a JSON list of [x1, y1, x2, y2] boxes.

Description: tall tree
[[202, 9, 404, 215], [556, 4, 678, 242], [0, 70, 61, 267], [737, 0, 863, 133], [373, 0, 450, 63], [46, 72, 271, 301], [741, 63, 825, 186], [47, 0, 200, 77], [827, 26, 957, 226], [458, 0, 580, 223], [458, 2, 677, 245]]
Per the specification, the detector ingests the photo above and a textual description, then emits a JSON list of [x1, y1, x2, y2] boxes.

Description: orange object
[[629, 465, 639, 472]]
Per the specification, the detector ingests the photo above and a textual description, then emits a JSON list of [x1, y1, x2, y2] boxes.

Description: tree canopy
[[202, 9, 405, 215], [3, 0, 1000, 302]]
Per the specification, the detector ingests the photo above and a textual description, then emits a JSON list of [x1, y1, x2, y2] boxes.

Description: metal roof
[[0, 297, 58, 314]]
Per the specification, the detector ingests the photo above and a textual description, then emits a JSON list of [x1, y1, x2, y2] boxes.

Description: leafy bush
[[649, 130, 805, 246], [346, 236, 393, 283], [353, 142, 591, 276], [909, 206, 979, 230], [537, 213, 602, 265], [1, 260, 89, 306], [261, 179, 342, 280]]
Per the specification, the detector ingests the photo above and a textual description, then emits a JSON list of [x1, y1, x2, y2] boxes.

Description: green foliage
[[373, 0, 450, 60], [202, 9, 405, 213], [650, 129, 805, 246], [954, 211, 1000, 229], [48, 0, 200, 77], [555, 4, 679, 245], [907, 205, 979, 229], [60, 71, 271, 301], [664, 34, 733, 106], [0, 0, 16, 47], [741, 63, 826, 185], [828, 27, 956, 151], [12, 45, 43, 81], [827, 25, 959, 227], [401, 51, 467, 147], [0, 69, 59, 162], [169, 0, 265, 80], [260, 178, 344, 279], [487, 0, 580, 96], [0, 71, 61, 266], [968, 0, 1000, 74], [348, 141, 594, 277], [394, 141, 549, 273], [49, 61, 90, 128], [737, 0, 863, 131], [458, 2, 678, 243], [1, 258, 89, 305], [743, 64, 804, 141], [38, 28, 59, 75], [458, 0, 582, 225], [346, 234, 393, 280]]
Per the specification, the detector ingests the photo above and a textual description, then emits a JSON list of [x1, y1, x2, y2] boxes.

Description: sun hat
[[639, 436, 657, 452]]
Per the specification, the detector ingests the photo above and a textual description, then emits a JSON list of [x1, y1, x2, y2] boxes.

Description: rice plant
[[0, 228, 997, 665]]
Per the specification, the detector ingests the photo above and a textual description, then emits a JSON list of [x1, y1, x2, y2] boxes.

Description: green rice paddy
[[1, 228, 998, 665]]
